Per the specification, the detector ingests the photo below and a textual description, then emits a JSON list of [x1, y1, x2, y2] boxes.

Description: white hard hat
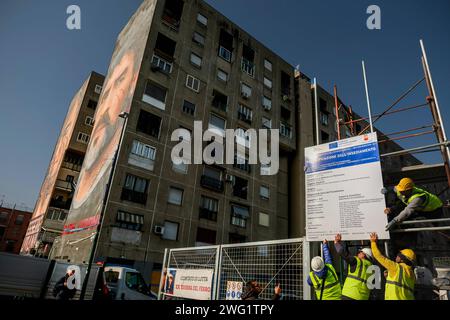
[[311, 256, 325, 272], [360, 248, 373, 260]]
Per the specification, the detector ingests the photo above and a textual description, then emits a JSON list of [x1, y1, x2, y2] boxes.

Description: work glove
[[385, 219, 398, 231]]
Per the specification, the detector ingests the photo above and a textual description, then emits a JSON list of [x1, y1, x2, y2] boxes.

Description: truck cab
[[103, 266, 156, 300]]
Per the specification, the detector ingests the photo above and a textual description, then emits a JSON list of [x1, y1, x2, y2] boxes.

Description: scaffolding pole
[[362, 61, 374, 133], [314, 78, 320, 145]]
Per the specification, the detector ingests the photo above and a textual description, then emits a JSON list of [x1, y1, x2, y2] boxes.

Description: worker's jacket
[[342, 257, 372, 300], [397, 187, 442, 212], [310, 264, 342, 300], [385, 263, 415, 300]]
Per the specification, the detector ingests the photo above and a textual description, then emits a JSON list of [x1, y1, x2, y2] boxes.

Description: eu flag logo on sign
[[329, 142, 338, 149]]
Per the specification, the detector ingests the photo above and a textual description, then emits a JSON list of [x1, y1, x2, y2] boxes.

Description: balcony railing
[[162, 13, 180, 30], [200, 175, 224, 192], [199, 208, 218, 222], [280, 122, 293, 139], [241, 58, 255, 77], [151, 54, 173, 74], [238, 111, 252, 124], [121, 189, 147, 205], [61, 161, 82, 172], [218, 46, 232, 62], [55, 179, 73, 191]]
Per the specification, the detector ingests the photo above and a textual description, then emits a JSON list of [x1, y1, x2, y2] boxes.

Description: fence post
[[213, 245, 221, 300], [303, 238, 311, 300]]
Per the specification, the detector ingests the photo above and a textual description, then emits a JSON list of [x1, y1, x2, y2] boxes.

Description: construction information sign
[[226, 281, 243, 300], [305, 133, 390, 241], [165, 268, 214, 300]]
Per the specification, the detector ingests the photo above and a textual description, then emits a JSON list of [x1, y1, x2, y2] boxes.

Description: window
[[208, 114, 226, 135], [162, 0, 184, 29], [131, 140, 156, 160], [15, 215, 25, 225], [259, 212, 270, 227], [264, 59, 272, 72], [85, 116, 94, 126], [241, 44, 255, 77], [77, 132, 90, 144], [262, 96, 272, 110], [235, 128, 251, 148], [182, 100, 196, 116], [154, 32, 176, 59], [212, 90, 228, 111], [172, 162, 188, 174], [5, 240, 16, 253], [151, 54, 173, 74], [125, 272, 150, 295], [196, 227, 216, 246], [260, 186, 270, 200], [87, 99, 97, 110], [46, 208, 67, 221], [201, 166, 224, 192], [319, 98, 327, 113], [280, 122, 292, 139], [136, 110, 161, 138], [143, 82, 167, 110], [217, 69, 228, 82], [218, 29, 233, 62], [186, 74, 200, 92], [199, 196, 219, 221], [262, 117, 272, 129], [234, 154, 251, 173], [190, 52, 202, 67], [231, 204, 249, 228], [238, 104, 253, 124], [121, 174, 149, 204], [168, 187, 183, 206], [94, 85, 102, 94], [63, 151, 84, 171], [263, 77, 272, 89], [197, 13, 208, 26], [281, 71, 291, 96], [0, 212, 10, 224], [232, 176, 248, 199], [116, 210, 144, 231], [162, 221, 179, 241], [241, 83, 252, 98], [320, 112, 329, 126], [260, 163, 271, 175], [192, 32, 205, 47]]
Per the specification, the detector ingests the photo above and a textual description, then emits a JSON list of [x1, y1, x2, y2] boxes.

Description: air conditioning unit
[[225, 174, 235, 183], [154, 225, 165, 235]]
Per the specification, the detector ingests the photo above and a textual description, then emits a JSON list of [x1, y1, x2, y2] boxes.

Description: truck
[[0, 252, 156, 300]]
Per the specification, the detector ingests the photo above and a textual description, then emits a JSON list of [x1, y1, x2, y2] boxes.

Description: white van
[[104, 266, 156, 300]]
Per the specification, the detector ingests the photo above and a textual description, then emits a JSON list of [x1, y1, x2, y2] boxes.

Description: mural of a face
[[73, 51, 137, 208]]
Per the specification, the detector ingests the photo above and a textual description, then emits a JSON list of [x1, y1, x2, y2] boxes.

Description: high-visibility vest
[[396, 187, 442, 212], [385, 263, 415, 300], [342, 257, 372, 300], [310, 264, 342, 300]]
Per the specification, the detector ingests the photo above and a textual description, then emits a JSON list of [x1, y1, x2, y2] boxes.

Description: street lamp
[[79, 111, 129, 300]]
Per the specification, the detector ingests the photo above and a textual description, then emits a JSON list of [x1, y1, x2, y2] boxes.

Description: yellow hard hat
[[396, 178, 415, 192], [399, 249, 416, 263]]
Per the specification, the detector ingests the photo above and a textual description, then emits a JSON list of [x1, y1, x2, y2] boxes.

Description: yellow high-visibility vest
[[342, 257, 372, 300], [310, 264, 342, 300], [385, 263, 415, 300]]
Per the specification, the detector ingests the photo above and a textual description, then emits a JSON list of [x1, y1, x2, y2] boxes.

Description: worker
[[385, 178, 443, 231], [307, 239, 341, 300], [334, 234, 374, 300], [369, 232, 416, 300]]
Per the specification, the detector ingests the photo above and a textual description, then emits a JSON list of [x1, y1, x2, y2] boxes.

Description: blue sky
[[0, 0, 449, 208]]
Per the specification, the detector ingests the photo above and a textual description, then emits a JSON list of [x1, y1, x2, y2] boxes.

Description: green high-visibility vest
[[310, 264, 342, 300], [396, 187, 442, 212], [385, 263, 415, 300], [342, 257, 372, 300]]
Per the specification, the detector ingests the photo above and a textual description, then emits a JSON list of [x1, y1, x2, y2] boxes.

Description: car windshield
[[104, 270, 120, 284]]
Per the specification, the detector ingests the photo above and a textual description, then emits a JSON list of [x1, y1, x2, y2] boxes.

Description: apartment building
[[50, 0, 298, 269], [21, 72, 104, 257], [0, 205, 32, 254]]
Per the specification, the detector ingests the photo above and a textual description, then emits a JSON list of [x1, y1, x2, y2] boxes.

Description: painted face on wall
[[72, 51, 137, 212], [33, 92, 84, 217]]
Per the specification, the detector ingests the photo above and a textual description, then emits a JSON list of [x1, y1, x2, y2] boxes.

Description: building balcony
[[54, 179, 73, 191], [233, 188, 248, 200], [61, 161, 82, 172], [200, 176, 224, 193], [212, 100, 227, 112], [199, 208, 218, 222], [237, 112, 252, 125], [280, 122, 293, 139], [49, 199, 71, 210]]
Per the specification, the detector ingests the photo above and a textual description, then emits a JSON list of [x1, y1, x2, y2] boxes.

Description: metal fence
[[159, 238, 310, 300]]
